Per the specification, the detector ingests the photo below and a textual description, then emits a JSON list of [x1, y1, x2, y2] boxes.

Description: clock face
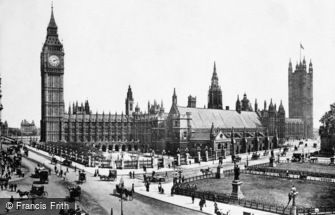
[[48, 55, 60, 67]]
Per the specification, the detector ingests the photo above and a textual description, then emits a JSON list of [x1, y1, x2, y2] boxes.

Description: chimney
[[187, 95, 197, 108]]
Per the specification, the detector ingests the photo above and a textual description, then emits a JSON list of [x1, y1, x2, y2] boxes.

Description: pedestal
[[186, 153, 190, 165], [330, 157, 335, 165], [197, 151, 201, 163], [205, 151, 209, 162], [290, 206, 297, 215], [177, 154, 181, 166], [216, 165, 222, 179], [231, 180, 244, 199], [269, 157, 276, 167]]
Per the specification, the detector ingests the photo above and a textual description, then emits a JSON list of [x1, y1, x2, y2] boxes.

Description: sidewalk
[[135, 182, 278, 215]]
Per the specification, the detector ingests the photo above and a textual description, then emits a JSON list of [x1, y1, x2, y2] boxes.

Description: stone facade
[[166, 89, 278, 156], [40, 8, 65, 142], [40, 9, 167, 153], [288, 58, 313, 138], [20, 120, 38, 135]]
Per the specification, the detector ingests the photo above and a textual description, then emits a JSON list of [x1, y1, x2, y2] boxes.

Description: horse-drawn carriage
[[62, 159, 72, 167], [29, 185, 48, 198], [146, 175, 166, 183], [31, 168, 49, 184], [231, 155, 241, 163], [251, 152, 260, 160], [67, 185, 81, 201], [113, 184, 133, 200], [78, 172, 86, 183], [0, 177, 10, 185], [200, 167, 213, 175], [51, 157, 57, 164], [99, 170, 117, 181]]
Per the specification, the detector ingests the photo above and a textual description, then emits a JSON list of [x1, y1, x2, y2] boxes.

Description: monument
[[269, 150, 276, 167], [231, 163, 244, 199], [289, 186, 298, 215]]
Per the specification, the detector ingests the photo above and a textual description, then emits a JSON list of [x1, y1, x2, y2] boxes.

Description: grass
[[272, 163, 335, 174], [192, 174, 335, 208]]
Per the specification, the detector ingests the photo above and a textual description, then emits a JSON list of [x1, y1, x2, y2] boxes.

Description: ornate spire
[[172, 88, 177, 105], [211, 61, 219, 86], [49, 3, 57, 28]]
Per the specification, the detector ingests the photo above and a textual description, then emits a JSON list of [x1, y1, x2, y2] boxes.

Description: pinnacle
[[48, 4, 57, 29]]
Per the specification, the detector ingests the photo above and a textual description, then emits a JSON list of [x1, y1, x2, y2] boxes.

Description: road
[[27, 149, 206, 215], [23, 139, 318, 215]]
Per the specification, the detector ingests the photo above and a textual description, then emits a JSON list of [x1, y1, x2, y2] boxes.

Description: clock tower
[[40, 6, 65, 142]]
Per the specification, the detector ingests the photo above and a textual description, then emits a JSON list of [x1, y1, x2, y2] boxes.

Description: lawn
[[192, 174, 335, 208], [271, 162, 335, 174]]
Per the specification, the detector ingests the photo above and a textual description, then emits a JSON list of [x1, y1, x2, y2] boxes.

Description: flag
[[300, 43, 304, 49]]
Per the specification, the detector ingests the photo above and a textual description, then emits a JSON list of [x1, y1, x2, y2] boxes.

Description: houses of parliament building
[[40, 7, 312, 155]]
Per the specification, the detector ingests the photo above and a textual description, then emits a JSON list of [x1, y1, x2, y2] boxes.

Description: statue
[[234, 164, 240, 181]]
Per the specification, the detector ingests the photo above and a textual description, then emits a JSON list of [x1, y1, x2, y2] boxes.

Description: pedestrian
[[129, 171, 132, 179], [4, 182, 8, 190], [66, 167, 69, 173], [199, 199, 203, 211], [192, 192, 195, 204], [165, 171, 168, 178], [132, 183, 135, 193], [74, 166, 77, 172], [13, 184, 17, 192], [168, 164, 170, 169], [132, 171, 135, 179], [0, 184, 3, 190]]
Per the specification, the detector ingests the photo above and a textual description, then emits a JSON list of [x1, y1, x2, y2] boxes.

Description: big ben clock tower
[[40, 6, 65, 142]]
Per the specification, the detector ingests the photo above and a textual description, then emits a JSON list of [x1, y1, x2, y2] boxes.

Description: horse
[[123, 189, 133, 201], [17, 190, 29, 199]]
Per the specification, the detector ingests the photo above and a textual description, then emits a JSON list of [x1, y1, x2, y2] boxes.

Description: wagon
[[68, 185, 81, 201], [78, 172, 86, 183], [251, 153, 260, 160], [99, 170, 117, 181], [29, 185, 48, 198], [62, 159, 72, 167], [146, 175, 166, 183], [39, 170, 49, 184]]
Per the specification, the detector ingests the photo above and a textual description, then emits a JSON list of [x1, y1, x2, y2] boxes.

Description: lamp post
[[119, 177, 124, 215]]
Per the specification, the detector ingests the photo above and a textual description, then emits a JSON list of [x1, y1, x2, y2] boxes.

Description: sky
[[0, 0, 335, 128]]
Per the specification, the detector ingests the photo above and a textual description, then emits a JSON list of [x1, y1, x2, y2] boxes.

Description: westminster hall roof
[[176, 106, 263, 129]]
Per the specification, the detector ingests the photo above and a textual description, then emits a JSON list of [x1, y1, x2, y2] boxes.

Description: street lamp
[[119, 177, 125, 215]]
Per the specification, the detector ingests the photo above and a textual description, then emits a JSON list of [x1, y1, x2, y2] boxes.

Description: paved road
[[27, 149, 206, 215]]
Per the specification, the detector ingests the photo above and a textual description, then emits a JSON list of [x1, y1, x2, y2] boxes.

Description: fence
[[174, 186, 293, 215], [174, 167, 335, 215], [246, 165, 335, 183]]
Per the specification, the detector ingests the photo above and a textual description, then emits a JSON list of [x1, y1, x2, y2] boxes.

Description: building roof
[[177, 106, 262, 129]]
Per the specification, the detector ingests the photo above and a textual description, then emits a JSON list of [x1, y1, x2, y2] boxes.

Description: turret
[[172, 88, 177, 105], [235, 95, 241, 113], [268, 99, 274, 112], [264, 100, 267, 111], [309, 59, 313, 73], [125, 85, 134, 116], [278, 100, 285, 113], [208, 61, 223, 109], [288, 59, 292, 73], [254, 99, 258, 112]]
